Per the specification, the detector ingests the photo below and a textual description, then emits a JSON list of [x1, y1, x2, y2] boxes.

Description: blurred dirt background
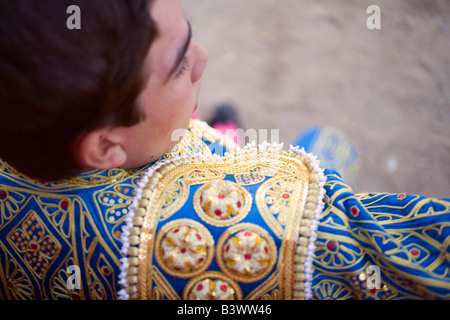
[[180, 0, 450, 198]]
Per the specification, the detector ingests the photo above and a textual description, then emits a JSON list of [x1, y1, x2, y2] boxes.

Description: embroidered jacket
[[0, 120, 449, 300]]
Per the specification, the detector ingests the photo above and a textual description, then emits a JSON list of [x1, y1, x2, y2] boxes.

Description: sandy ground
[[180, 0, 450, 198]]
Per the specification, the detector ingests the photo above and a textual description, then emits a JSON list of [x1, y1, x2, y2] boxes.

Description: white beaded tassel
[[289, 144, 326, 300]]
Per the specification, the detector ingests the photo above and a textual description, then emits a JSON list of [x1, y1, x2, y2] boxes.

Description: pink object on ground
[[190, 112, 242, 147], [212, 121, 242, 147]]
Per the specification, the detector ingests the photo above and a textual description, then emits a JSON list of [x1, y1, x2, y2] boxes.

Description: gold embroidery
[[154, 219, 214, 278], [0, 188, 27, 227], [159, 168, 226, 221], [7, 210, 61, 279], [50, 257, 83, 299], [312, 278, 355, 300], [1, 258, 34, 299], [193, 180, 252, 227], [182, 271, 243, 300], [152, 266, 181, 300], [245, 272, 279, 300], [255, 155, 311, 240], [123, 144, 324, 300], [233, 166, 278, 186], [216, 223, 277, 283], [0, 119, 231, 300]]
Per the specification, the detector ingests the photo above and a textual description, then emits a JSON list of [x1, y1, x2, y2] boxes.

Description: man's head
[[0, 0, 208, 181]]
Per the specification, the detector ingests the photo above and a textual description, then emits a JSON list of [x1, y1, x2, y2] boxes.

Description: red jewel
[[244, 232, 251, 237], [225, 245, 230, 252], [196, 234, 202, 240], [30, 242, 39, 251], [102, 267, 111, 275], [411, 248, 419, 257], [237, 201, 242, 208], [218, 194, 225, 199], [370, 288, 377, 294], [327, 241, 337, 251], [244, 253, 252, 260], [180, 248, 186, 253], [197, 284, 203, 291], [173, 228, 179, 233], [61, 200, 69, 210], [397, 194, 406, 201], [264, 246, 268, 253], [350, 206, 359, 216], [282, 193, 290, 199], [198, 258, 204, 264], [220, 284, 227, 292], [0, 191, 7, 200], [114, 230, 122, 238], [214, 209, 222, 216]]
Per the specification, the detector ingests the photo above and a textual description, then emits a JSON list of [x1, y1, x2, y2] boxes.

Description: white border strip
[[289, 144, 327, 300]]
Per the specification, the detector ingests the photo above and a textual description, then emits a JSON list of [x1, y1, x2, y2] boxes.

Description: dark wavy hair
[[0, 0, 157, 181]]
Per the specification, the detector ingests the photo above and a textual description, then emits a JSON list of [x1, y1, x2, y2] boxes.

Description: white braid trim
[[117, 154, 196, 300], [289, 144, 327, 300]]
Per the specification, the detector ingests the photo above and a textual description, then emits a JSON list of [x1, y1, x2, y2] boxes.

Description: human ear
[[76, 128, 127, 170]]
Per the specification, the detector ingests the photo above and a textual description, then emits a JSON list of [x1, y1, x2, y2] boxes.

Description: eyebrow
[[165, 21, 192, 82]]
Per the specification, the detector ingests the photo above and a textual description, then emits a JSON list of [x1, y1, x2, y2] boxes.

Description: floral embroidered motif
[[224, 231, 270, 275], [8, 211, 60, 279], [194, 180, 252, 227], [3, 259, 34, 300], [216, 223, 277, 283], [264, 178, 296, 225], [0, 188, 27, 227], [154, 219, 214, 278], [312, 279, 354, 300], [182, 272, 242, 300]]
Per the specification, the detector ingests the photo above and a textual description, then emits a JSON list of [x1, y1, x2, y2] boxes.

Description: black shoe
[[208, 102, 241, 129]]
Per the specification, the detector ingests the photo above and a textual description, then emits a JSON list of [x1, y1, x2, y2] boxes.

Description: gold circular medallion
[[182, 271, 243, 300], [216, 223, 277, 283], [154, 219, 214, 278], [193, 180, 252, 227]]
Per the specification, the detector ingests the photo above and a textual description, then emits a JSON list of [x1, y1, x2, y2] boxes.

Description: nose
[[191, 41, 209, 83]]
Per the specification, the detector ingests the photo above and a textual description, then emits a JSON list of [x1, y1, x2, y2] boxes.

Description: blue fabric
[[313, 169, 450, 299], [1, 122, 448, 300], [292, 126, 359, 186]]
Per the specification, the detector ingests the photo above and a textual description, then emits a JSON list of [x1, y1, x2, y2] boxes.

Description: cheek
[[138, 75, 194, 126], [168, 83, 194, 111]]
